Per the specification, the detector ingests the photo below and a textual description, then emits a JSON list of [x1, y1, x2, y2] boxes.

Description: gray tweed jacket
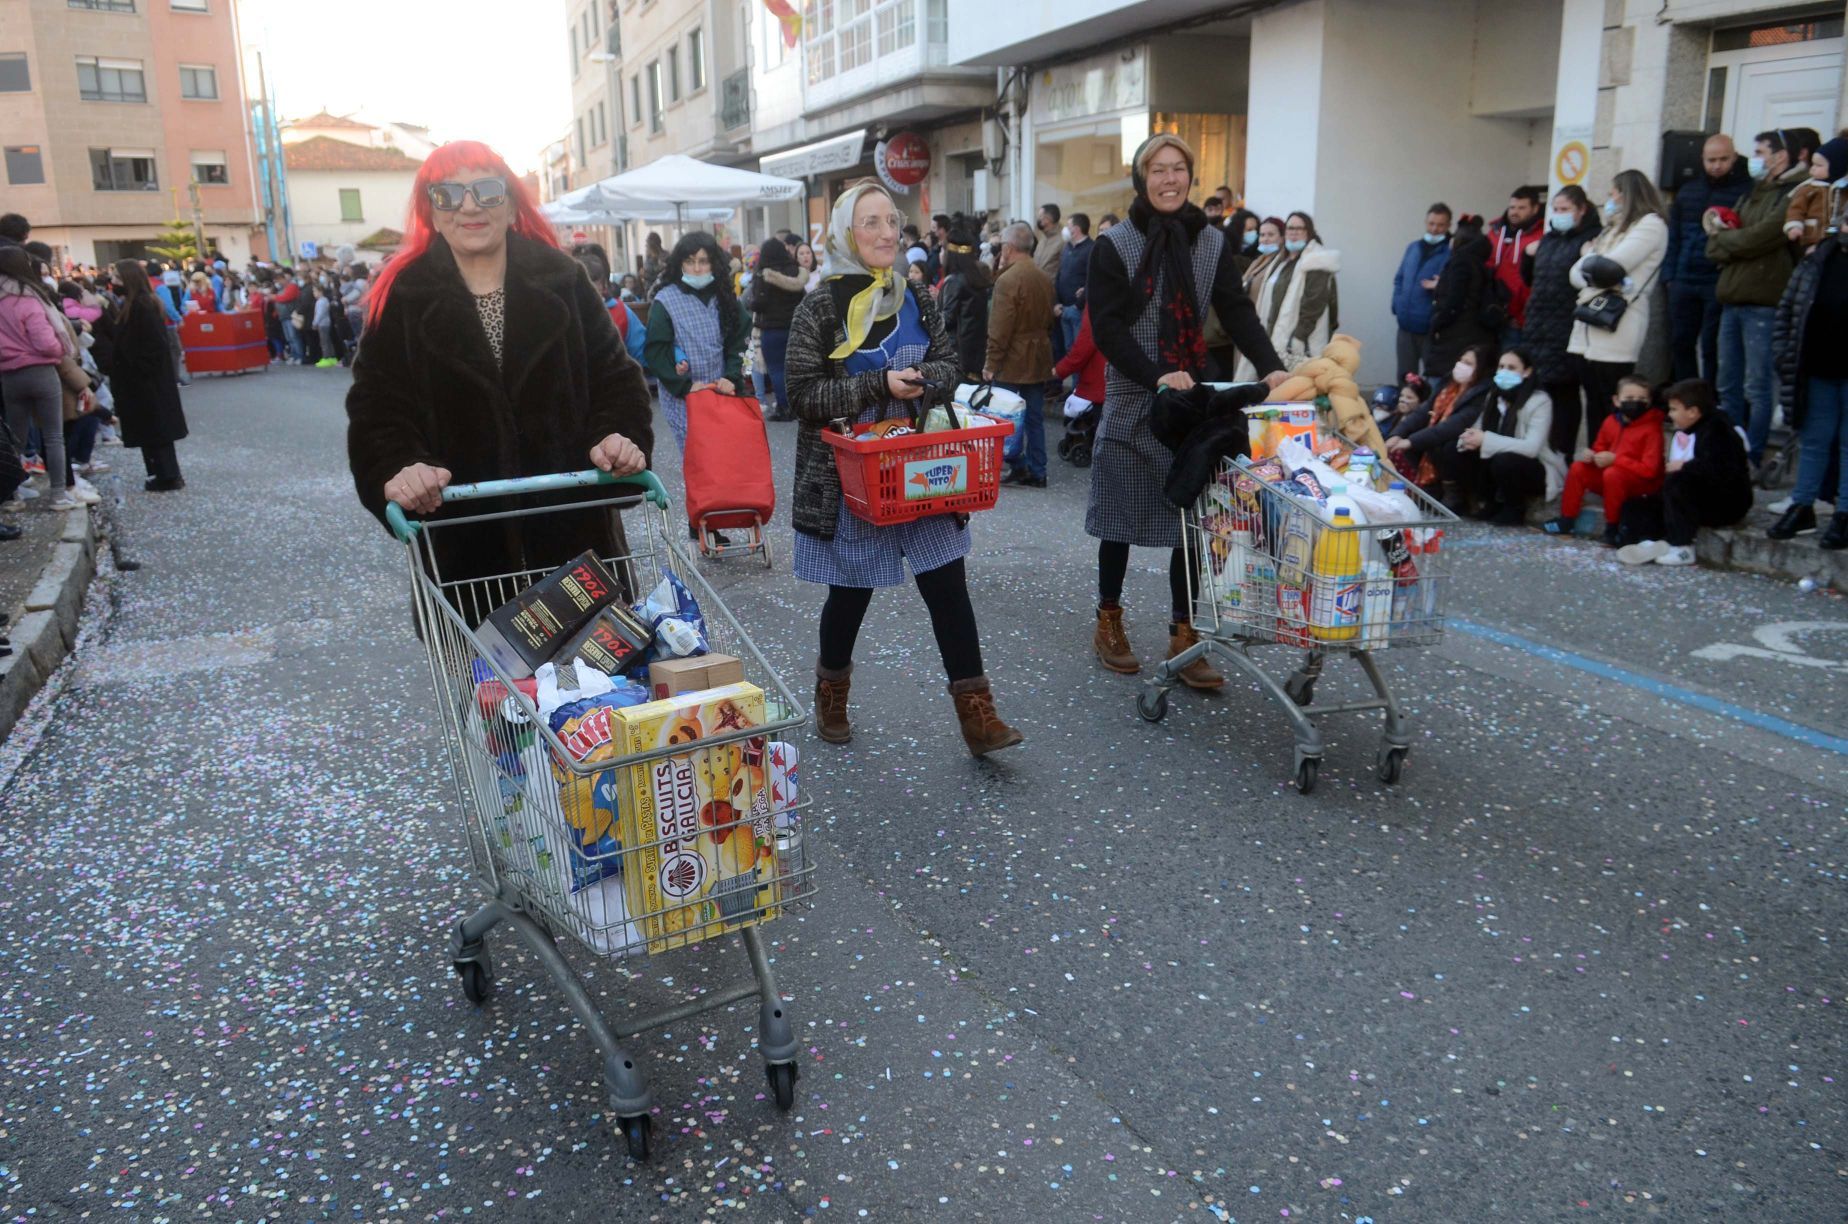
[[785, 283, 960, 539]]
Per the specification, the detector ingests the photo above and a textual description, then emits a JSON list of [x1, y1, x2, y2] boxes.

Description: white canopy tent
[[586, 155, 804, 217]]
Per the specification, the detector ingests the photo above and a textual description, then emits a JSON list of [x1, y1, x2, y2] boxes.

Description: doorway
[[1704, 17, 1842, 140]]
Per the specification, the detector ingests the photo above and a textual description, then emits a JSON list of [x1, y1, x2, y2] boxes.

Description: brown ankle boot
[[814, 664, 852, 744], [948, 676, 1023, 757], [1093, 606, 1140, 674], [1168, 621, 1224, 690]]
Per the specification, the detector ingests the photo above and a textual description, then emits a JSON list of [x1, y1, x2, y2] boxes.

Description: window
[[688, 27, 706, 91], [570, 25, 579, 76], [339, 188, 363, 221], [646, 60, 663, 132], [89, 147, 158, 191], [875, 0, 912, 56], [595, 101, 607, 146], [1712, 16, 1843, 51], [588, 1, 599, 37], [5, 146, 45, 185], [0, 54, 29, 93], [171, 0, 210, 10], [190, 150, 227, 185], [630, 74, 642, 125], [178, 64, 218, 100], [666, 45, 680, 101], [804, 0, 836, 84], [77, 56, 147, 102], [69, 0, 136, 10], [576, 116, 586, 162]]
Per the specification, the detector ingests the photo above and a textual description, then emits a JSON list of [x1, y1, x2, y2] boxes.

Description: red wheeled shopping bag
[[683, 387, 776, 545]]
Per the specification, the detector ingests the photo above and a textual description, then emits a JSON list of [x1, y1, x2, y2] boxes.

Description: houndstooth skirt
[[1085, 394, 1181, 549]]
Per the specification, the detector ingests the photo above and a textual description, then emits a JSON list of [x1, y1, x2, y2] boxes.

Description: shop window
[[0, 54, 29, 93], [77, 56, 146, 102], [340, 188, 363, 222], [179, 64, 218, 100], [89, 147, 158, 191], [5, 146, 45, 185]]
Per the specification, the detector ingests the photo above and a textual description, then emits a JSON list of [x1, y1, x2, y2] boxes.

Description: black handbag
[[1574, 259, 1659, 331]]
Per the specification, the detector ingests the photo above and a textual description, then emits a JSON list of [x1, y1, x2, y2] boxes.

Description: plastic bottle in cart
[[1311, 509, 1364, 641], [1381, 480, 1423, 524], [1325, 482, 1367, 526], [1378, 527, 1421, 624], [1416, 526, 1444, 622], [1348, 448, 1378, 488], [1274, 503, 1316, 645]]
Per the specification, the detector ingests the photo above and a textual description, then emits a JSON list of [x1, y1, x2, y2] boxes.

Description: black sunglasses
[[427, 177, 509, 211]]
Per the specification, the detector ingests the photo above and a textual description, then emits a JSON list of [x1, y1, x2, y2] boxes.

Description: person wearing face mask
[[1232, 210, 1339, 378], [1708, 127, 1817, 470], [1385, 341, 1497, 505], [643, 231, 751, 461], [1239, 217, 1287, 301], [1544, 373, 1665, 546], [346, 140, 652, 593], [1567, 169, 1669, 442], [1205, 208, 1263, 379], [1524, 186, 1602, 453], [1450, 347, 1566, 524], [1423, 214, 1495, 384], [1054, 213, 1094, 359], [1033, 203, 1065, 279], [1390, 203, 1454, 380], [1767, 195, 1848, 548], [1664, 134, 1749, 382]]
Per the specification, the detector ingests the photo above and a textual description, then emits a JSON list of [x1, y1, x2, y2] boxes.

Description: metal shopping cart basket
[[1137, 452, 1457, 794], [386, 469, 813, 1159]]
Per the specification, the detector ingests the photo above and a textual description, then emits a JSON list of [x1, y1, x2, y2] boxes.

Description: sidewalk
[[0, 498, 97, 742]]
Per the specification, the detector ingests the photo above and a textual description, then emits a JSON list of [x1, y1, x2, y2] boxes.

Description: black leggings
[[818, 557, 983, 682], [1097, 539, 1196, 623]]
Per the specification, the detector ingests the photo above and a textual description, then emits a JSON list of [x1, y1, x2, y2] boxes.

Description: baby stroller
[[1057, 396, 1100, 468]]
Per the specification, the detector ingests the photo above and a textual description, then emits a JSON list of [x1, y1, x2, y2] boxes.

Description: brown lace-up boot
[[814, 664, 852, 744], [948, 676, 1024, 757], [1093, 606, 1140, 674], [1168, 621, 1224, 690]]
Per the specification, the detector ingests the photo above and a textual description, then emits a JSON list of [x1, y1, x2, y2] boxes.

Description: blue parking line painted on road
[[1449, 618, 1848, 755]]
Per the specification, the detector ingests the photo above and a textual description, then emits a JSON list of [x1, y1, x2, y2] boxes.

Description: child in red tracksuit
[[1054, 304, 1106, 405], [1543, 373, 1665, 547]]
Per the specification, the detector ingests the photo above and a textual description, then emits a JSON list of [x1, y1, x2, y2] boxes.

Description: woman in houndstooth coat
[[1085, 134, 1288, 689]]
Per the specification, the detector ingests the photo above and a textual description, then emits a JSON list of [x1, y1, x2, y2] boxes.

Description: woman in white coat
[[1233, 211, 1340, 378], [1567, 169, 1668, 442], [1441, 347, 1568, 524]]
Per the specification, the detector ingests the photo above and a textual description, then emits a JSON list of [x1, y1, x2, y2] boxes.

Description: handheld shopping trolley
[[386, 470, 814, 1159], [1138, 452, 1458, 794], [684, 388, 776, 567]]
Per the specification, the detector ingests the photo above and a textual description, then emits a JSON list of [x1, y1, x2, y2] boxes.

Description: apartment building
[[618, 0, 753, 168], [0, 0, 265, 266]]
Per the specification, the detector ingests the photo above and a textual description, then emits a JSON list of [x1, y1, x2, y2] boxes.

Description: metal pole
[[188, 181, 208, 262]]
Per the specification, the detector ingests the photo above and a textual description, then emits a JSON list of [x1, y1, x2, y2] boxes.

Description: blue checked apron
[[793, 291, 972, 588], [653, 284, 725, 452]]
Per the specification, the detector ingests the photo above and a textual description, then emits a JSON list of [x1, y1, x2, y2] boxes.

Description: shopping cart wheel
[[1283, 673, 1316, 707], [455, 959, 490, 1006], [619, 1113, 652, 1160], [1293, 757, 1319, 795], [1136, 688, 1169, 723], [766, 1061, 799, 1111], [1376, 746, 1406, 785]]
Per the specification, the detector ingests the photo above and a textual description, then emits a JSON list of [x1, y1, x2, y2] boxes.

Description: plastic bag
[[635, 570, 710, 659]]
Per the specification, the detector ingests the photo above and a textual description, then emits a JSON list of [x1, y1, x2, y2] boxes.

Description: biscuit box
[[613, 682, 778, 952], [476, 551, 619, 679]]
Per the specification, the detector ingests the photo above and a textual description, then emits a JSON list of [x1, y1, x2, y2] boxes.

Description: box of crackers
[[613, 682, 779, 952]]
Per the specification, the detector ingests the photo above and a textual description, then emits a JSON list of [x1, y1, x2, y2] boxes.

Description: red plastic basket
[[822, 417, 1015, 526]]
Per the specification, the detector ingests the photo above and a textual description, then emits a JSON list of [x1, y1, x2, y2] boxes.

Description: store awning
[[759, 130, 867, 180]]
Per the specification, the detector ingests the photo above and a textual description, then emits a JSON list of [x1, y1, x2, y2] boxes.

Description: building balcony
[[721, 68, 750, 132]]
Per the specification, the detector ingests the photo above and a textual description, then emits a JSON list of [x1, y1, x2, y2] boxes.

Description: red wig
[[366, 140, 558, 326]]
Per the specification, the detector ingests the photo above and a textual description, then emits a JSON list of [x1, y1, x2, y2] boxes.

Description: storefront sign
[[1032, 46, 1146, 126], [762, 129, 868, 179], [875, 131, 931, 194]]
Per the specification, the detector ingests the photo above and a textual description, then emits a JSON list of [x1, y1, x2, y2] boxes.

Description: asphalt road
[[0, 365, 1843, 1223]]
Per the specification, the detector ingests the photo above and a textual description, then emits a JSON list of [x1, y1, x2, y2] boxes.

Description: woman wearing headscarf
[[784, 179, 1021, 757], [1085, 134, 1288, 685], [750, 235, 808, 422], [345, 139, 651, 590], [642, 231, 751, 457]]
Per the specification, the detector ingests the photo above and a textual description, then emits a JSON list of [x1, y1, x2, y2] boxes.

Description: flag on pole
[[764, 0, 801, 48]]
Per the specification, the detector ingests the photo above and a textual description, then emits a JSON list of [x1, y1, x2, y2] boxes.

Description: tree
[[147, 216, 200, 265]]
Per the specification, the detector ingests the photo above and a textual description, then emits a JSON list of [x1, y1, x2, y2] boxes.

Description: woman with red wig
[[345, 140, 653, 589]]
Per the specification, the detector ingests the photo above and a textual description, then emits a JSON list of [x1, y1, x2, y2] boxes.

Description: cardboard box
[[647, 652, 744, 699], [558, 603, 652, 676], [475, 551, 619, 679], [613, 682, 778, 952]]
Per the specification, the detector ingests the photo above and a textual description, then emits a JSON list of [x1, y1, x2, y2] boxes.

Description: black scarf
[[1127, 194, 1210, 378], [1483, 378, 1537, 436], [827, 273, 899, 349]]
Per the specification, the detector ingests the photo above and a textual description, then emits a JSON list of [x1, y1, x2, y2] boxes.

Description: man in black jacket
[[1665, 134, 1750, 381]]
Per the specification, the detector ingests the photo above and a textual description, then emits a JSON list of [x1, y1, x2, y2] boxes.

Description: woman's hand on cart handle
[[1156, 371, 1196, 393], [887, 368, 926, 400], [384, 462, 452, 516], [590, 432, 646, 477]]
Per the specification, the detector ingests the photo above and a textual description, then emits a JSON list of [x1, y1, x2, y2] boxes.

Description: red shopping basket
[[821, 416, 1014, 527]]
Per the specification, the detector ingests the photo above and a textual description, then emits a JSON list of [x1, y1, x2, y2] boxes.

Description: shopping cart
[[1138, 453, 1457, 794], [386, 469, 813, 1159]]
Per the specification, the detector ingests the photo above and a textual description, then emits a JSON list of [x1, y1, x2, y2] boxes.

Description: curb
[[0, 509, 98, 743], [1525, 497, 1844, 587]]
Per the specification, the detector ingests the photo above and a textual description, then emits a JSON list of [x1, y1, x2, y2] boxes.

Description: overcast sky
[[238, 0, 572, 173]]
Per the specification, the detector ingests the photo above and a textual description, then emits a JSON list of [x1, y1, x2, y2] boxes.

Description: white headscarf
[[818, 181, 906, 359]]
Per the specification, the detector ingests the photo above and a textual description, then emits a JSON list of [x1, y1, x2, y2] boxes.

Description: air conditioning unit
[[972, 168, 993, 213]]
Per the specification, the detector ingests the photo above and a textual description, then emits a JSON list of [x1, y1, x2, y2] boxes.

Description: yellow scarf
[[821, 182, 905, 359]]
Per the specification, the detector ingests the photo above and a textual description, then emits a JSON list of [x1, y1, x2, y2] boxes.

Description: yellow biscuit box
[[614, 681, 779, 952]]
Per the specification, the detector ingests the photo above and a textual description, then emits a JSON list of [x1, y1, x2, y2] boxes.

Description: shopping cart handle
[[385, 469, 670, 542]]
